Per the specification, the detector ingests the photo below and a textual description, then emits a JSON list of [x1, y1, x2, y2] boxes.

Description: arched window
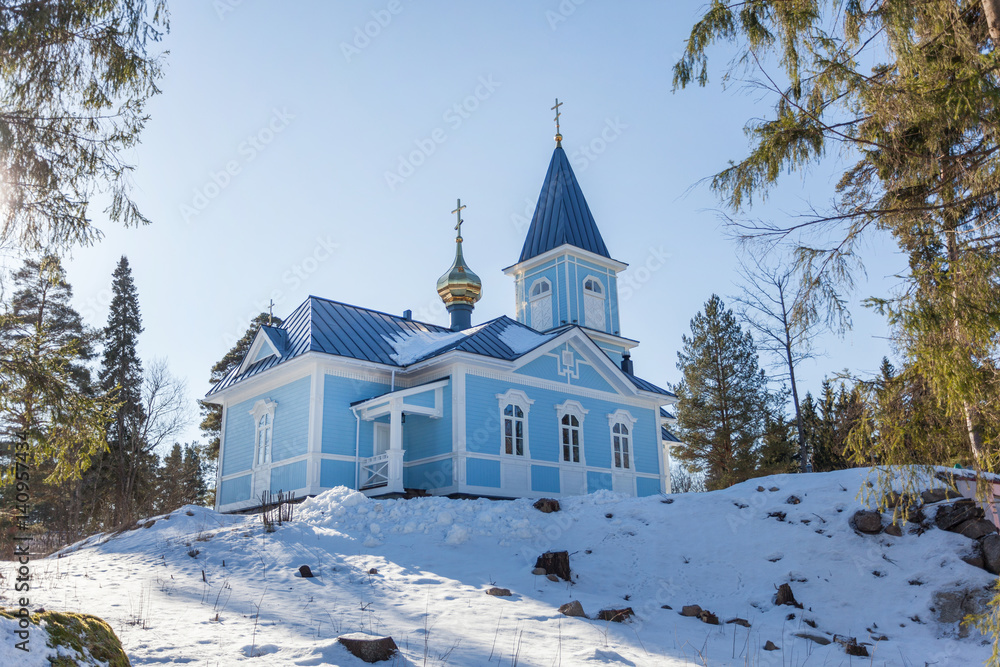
[[556, 400, 588, 464], [504, 404, 525, 456], [256, 413, 272, 465], [612, 422, 629, 469], [583, 276, 606, 330], [561, 414, 581, 463], [529, 278, 553, 330], [608, 409, 638, 470], [497, 389, 533, 457], [250, 398, 277, 467]]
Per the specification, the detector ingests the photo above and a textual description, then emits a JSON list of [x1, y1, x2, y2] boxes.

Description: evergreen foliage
[[674, 0, 1000, 476], [0, 255, 112, 545], [96, 256, 147, 525], [0, 0, 169, 251], [674, 295, 770, 490]]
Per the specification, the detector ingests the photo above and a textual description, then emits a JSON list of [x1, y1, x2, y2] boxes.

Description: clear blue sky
[[56, 1, 899, 445]]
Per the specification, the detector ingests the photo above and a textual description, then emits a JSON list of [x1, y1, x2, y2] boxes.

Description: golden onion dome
[[436, 235, 482, 306]]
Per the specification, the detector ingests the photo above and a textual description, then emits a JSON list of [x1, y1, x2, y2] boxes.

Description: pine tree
[[0, 256, 111, 549], [674, 295, 770, 490], [97, 255, 146, 525], [812, 380, 849, 472], [798, 391, 819, 470]]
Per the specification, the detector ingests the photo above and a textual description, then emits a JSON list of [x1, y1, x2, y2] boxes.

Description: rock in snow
[[336, 633, 398, 663]]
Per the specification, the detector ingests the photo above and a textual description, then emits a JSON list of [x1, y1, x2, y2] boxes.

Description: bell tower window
[[529, 278, 553, 331], [583, 276, 606, 330]]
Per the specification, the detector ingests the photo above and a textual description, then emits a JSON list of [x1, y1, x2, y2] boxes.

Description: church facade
[[207, 123, 677, 513]]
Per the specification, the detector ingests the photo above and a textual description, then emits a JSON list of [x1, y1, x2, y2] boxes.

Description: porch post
[[387, 397, 405, 493]]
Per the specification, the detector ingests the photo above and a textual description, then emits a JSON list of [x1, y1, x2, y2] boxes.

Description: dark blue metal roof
[[207, 296, 673, 398], [518, 146, 611, 262], [661, 426, 682, 443], [259, 325, 287, 355]]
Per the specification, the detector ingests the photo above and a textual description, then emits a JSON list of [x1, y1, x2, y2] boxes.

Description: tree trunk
[[983, 0, 1000, 46]]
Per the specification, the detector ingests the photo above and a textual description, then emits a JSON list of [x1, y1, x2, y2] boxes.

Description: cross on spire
[[552, 98, 563, 146], [267, 299, 275, 326], [452, 198, 466, 241]]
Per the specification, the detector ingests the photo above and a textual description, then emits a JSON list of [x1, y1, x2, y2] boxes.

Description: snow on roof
[[497, 320, 551, 354], [383, 328, 469, 365]]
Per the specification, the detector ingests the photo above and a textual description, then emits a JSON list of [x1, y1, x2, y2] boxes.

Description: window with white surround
[[529, 278, 553, 330], [608, 409, 638, 470], [497, 389, 533, 457], [250, 399, 277, 466], [556, 400, 588, 464], [583, 276, 606, 330]]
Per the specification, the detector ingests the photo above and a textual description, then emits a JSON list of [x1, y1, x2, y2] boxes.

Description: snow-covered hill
[[3, 469, 995, 666]]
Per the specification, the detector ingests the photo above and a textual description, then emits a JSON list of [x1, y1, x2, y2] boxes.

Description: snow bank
[[498, 321, 552, 354], [383, 329, 466, 364]]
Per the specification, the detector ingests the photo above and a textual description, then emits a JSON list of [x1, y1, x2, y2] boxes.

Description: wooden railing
[[360, 453, 390, 489]]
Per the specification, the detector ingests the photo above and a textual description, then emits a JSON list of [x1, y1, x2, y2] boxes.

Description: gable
[[238, 328, 282, 375], [514, 340, 616, 393]]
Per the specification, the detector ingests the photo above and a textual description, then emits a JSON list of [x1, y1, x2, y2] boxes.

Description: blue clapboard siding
[[531, 465, 560, 493], [513, 343, 615, 393], [221, 376, 311, 476], [321, 459, 356, 489], [404, 389, 436, 409], [322, 375, 391, 456], [465, 374, 662, 476], [219, 475, 252, 504], [466, 457, 501, 488], [270, 460, 307, 491], [636, 476, 662, 497], [406, 459, 453, 489], [587, 471, 612, 493], [404, 385, 451, 461]]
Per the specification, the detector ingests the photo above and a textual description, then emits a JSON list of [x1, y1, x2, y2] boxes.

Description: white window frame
[[528, 278, 553, 331], [556, 399, 588, 465], [250, 399, 277, 466], [608, 409, 638, 470], [582, 275, 606, 330], [497, 389, 533, 458]]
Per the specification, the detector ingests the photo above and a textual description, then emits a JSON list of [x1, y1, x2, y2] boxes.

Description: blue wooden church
[[207, 116, 677, 512]]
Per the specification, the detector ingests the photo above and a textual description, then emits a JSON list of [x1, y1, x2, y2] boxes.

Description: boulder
[[921, 487, 962, 504], [0, 609, 130, 667], [884, 524, 903, 537], [961, 552, 986, 570], [368, 568, 378, 575], [533, 498, 561, 513], [680, 605, 703, 617], [757, 486, 765, 492], [546, 574, 560, 582], [956, 518, 997, 540], [597, 608, 634, 623], [768, 487, 780, 492], [531, 567, 547, 575], [486, 587, 511, 597], [698, 610, 720, 625], [298, 565, 314, 578], [933, 588, 991, 638], [337, 633, 398, 663], [793, 632, 832, 645], [786, 495, 801, 505], [935, 500, 984, 531], [981, 534, 1000, 574], [763, 640, 780, 651], [559, 600, 586, 618], [853, 510, 883, 534], [535, 551, 572, 581]]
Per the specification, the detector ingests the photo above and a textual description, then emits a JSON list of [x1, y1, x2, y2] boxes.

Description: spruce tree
[[812, 380, 848, 472], [757, 412, 798, 477], [98, 255, 146, 524], [674, 295, 770, 490]]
